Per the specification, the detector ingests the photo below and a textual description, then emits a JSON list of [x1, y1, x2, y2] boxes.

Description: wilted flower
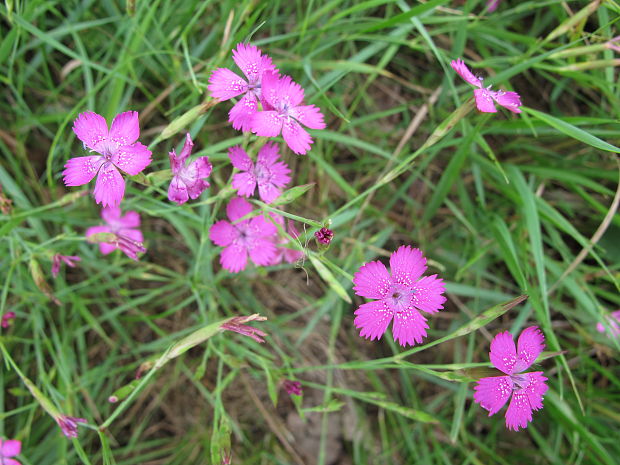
[[282, 380, 302, 396], [51, 254, 81, 278], [56, 415, 87, 438], [596, 310, 620, 338], [220, 314, 267, 343], [474, 327, 548, 431], [168, 133, 212, 205]]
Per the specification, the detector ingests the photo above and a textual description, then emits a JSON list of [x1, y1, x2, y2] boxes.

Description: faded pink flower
[[282, 380, 302, 396], [596, 310, 620, 337], [352, 246, 446, 347], [86, 206, 145, 261], [270, 215, 304, 265], [209, 197, 278, 272], [220, 314, 267, 343], [315, 227, 334, 245], [605, 36, 620, 53], [474, 326, 548, 431], [51, 254, 81, 278], [487, 0, 500, 11], [1, 311, 16, 328], [168, 133, 212, 205], [208, 43, 277, 131], [450, 59, 522, 113], [63, 111, 152, 207], [251, 72, 326, 155], [56, 415, 87, 438], [229, 143, 291, 204], [0, 438, 21, 465]]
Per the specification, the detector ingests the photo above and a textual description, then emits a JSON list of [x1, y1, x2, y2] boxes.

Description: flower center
[[510, 373, 529, 390]]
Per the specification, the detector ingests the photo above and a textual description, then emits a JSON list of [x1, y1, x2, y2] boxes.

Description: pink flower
[[251, 72, 326, 155], [315, 227, 334, 245], [63, 111, 152, 207], [220, 314, 267, 343], [209, 197, 278, 272], [270, 215, 304, 265], [450, 59, 522, 114], [474, 326, 549, 431], [229, 143, 291, 204], [596, 310, 620, 337], [282, 380, 302, 396], [86, 206, 146, 260], [168, 133, 212, 205], [1, 311, 16, 328], [352, 246, 446, 347], [486, 0, 500, 11], [51, 254, 81, 278], [0, 438, 22, 465], [208, 43, 277, 132], [56, 415, 87, 438]]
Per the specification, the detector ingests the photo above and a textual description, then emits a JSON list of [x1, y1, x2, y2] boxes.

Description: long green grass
[[1, 0, 619, 463]]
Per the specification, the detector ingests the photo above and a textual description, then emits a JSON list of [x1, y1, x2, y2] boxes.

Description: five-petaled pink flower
[[450, 59, 522, 114], [51, 254, 81, 278], [251, 72, 326, 155], [208, 43, 277, 132], [63, 111, 152, 207], [229, 143, 291, 204], [56, 415, 87, 438], [352, 246, 446, 347], [474, 326, 549, 431], [596, 310, 620, 338], [0, 438, 22, 465], [209, 197, 278, 272], [86, 206, 145, 260], [168, 133, 212, 205]]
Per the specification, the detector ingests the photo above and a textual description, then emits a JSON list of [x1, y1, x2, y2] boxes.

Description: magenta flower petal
[[473, 376, 513, 416], [487, 0, 500, 12], [93, 164, 125, 207], [112, 142, 152, 175], [72, 112, 108, 150], [473, 88, 498, 113], [282, 119, 313, 155], [168, 178, 189, 205], [450, 59, 482, 87], [220, 243, 248, 272], [505, 389, 533, 431], [87, 207, 145, 259], [230, 91, 260, 132], [229, 146, 253, 170], [389, 245, 427, 285], [209, 220, 235, 247], [491, 90, 522, 113], [227, 196, 253, 222], [0, 439, 21, 457], [489, 330, 518, 375], [251, 111, 283, 137], [109, 111, 140, 146], [352, 260, 391, 299], [63, 156, 105, 186], [248, 237, 277, 266], [410, 275, 446, 314], [514, 326, 545, 372], [354, 300, 393, 341], [208, 68, 247, 100], [597, 310, 620, 337], [232, 171, 258, 198], [391, 306, 429, 347], [289, 105, 326, 130], [232, 43, 276, 83]]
